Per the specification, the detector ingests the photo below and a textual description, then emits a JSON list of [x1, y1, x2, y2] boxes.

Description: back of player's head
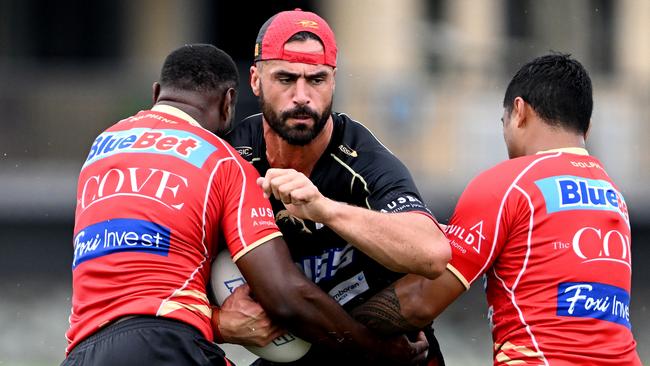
[[503, 53, 592, 135], [160, 44, 239, 95]]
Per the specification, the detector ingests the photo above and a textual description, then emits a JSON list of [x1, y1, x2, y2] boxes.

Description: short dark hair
[[503, 53, 593, 135], [287, 31, 323, 44], [255, 32, 324, 69], [160, 44, 239, 93]]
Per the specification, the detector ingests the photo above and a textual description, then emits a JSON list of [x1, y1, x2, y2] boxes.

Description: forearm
[[264, 274, 381, 353], [256, 169, 450, 279], [324, 200, 450, 279], [352, 272, 465, 333], [237, 239, 386, 357], [351, 283, 421, 335]]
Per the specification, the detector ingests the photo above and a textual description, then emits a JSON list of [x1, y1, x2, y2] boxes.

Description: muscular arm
[[257, 169, 451, 279], [235, 237, 428, 363], [324, 204, 450, 279], [352, 270, 466, 334]]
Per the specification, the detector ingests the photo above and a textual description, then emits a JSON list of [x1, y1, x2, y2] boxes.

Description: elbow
[[396, 276, 440, 328], [420, 230, 452, 280], [259, 278, 314, 323], [408, 289, 440, 327]]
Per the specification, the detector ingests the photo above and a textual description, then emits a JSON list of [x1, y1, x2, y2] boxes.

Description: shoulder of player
[[464, 154, 552, 197], [224, 113, 262, 142], [332, 112, 398, 161], [223, 114, 264, 161]]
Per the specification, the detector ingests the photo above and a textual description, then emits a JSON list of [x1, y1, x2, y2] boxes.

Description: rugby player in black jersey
[[221, 9, 451, 366]]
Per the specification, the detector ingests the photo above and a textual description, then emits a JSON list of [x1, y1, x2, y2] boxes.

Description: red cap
[[254, 9, 337, 67]]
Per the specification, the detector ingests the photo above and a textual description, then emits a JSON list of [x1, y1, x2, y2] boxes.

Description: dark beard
[[259, 89, 332, 146]]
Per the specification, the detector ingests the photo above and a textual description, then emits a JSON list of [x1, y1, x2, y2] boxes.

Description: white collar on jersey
[[151, 104, 202, 128], [536, 147, 589, 156]]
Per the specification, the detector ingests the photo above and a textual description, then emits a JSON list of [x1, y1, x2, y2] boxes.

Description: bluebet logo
[[73, 218, 171, 268], [83, 128, 216, 168], [557, 282, 630, 328], [535, 176, 628, 220]]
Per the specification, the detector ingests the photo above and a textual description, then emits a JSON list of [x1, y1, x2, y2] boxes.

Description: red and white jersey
[[446, 148, 640, 365], [66, 105, 281, 353]]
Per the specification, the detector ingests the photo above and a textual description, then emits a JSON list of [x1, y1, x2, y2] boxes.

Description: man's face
[[250, 39, 335, 146]]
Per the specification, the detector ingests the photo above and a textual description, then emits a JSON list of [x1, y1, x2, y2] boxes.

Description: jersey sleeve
[[446, 171, 510, 289], [216, 155, 282, 262], [363, 151, 433, 218]]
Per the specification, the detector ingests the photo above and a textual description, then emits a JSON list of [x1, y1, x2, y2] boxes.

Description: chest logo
[[338, 144, 358, 157], [276, 210, 312, 234], [235, 146, 253, 158]]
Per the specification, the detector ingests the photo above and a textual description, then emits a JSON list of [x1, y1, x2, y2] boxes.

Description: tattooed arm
[[352, 270, 465, 334], [351, 284, 420, 335]]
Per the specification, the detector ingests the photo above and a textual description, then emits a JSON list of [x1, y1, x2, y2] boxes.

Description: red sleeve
[[446, 170, 510, 289], [217, 156, 282, 262]]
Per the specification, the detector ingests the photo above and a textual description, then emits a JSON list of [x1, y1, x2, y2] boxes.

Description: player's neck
[[524, 127, 586, 156], [263, 117, 334, 177]]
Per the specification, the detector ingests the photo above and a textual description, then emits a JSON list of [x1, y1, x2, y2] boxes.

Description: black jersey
[[226, 112, 443, 365]]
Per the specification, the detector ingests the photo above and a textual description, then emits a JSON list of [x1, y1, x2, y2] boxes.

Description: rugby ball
[[211, 250, 311, 362]]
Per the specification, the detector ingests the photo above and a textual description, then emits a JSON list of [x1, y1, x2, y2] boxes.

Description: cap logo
[[296, 20, 319, 29]]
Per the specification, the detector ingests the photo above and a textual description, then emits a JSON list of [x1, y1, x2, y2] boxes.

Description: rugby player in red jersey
[[62, 44, 428, 366], [351, 53, 642, 365]]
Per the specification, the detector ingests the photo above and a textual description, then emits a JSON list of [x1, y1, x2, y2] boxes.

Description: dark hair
[[255, 32, 324, 69], [503, 53, 593, 135], [287, 31, 323, 44], [160, 44, 239, 93]]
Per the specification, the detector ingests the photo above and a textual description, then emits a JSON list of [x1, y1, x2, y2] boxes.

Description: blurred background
[[0, 0, 648, 364]]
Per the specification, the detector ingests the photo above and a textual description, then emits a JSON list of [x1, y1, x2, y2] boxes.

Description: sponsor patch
[[79, 167, 188, 211], [84, 128, 216, 168], [535, 175, 628, 221], [557, 282, 631, 328], [328, 271, 369, 306], [380, 194, 429, 214], [446, 221, 486, 254], [73, 218, 171, 268], [338, 144, 358, 157], [297, 244, 355, 283], [235, 146, 253, 158]]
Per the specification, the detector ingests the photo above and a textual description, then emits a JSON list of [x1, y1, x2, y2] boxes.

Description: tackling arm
[[257, 168, 451, 279], [352, 270, 466, 334], [323, 203, 449, 279], [234, 237, 429, 364]]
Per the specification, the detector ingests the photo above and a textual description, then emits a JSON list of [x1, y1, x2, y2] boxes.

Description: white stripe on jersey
[[330, 153, 372, 209], [470, 152, 562, 285], [157, 155, 232, 316], [492, 185, 548, 365], [217, 137, 251, 249], [469, 153, 565, 365]]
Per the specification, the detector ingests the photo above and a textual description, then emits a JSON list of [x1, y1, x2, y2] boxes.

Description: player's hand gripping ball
[[211, 250, 311, 362]]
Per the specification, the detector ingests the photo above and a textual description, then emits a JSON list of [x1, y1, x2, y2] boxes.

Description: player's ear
[[152, 82, 161, 104], [222, 88, 237, 124], [250, 65, 261, 97], [512, 96, 527, 128]]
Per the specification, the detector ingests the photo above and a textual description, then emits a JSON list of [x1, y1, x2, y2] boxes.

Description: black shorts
[[61, 316, 234, 366]]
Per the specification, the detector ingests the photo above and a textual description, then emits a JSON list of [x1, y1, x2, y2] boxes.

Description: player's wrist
[[318, 197, 343, 225], [210, 306, 225, 343]]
